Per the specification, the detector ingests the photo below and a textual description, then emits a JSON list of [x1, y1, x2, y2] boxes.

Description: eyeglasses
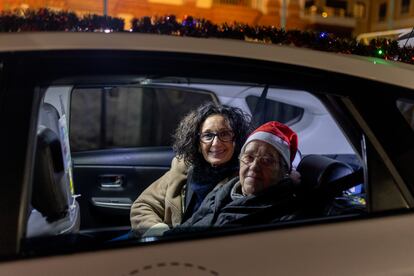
[[199, 130, 235, 143], [239, 154, 278, 168]]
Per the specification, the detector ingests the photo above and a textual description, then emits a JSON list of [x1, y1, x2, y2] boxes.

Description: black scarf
[[188, 160, 238, 214]]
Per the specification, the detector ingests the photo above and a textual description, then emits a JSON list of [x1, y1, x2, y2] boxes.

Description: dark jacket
[[171, 176, 300, 232]]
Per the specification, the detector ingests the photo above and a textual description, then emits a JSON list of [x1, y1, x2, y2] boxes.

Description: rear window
[[70, 86, 215, 151], [246, 95, 304, 125]]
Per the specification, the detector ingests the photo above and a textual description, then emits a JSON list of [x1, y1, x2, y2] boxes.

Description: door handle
[[91, 197, 132, 210], [99, 175, 124, 189]]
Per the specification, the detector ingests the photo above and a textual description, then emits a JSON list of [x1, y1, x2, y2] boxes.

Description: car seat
[[26, 103, 80, 237], [296, 154, 364, 216], [297, 155, 355, 193]]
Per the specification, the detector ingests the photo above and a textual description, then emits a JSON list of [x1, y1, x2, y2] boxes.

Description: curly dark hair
[[173, 102, 251, 167]]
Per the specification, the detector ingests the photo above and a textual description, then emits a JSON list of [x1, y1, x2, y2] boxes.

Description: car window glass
[[70, 86, 215, 152], [245, 95, 304, 125]]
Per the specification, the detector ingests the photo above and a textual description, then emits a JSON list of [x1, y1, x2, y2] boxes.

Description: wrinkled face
[[199, 115, 235, 167], [239, 140, 284, 196]]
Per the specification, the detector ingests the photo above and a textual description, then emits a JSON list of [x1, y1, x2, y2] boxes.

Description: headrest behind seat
[[296, 154, 354, 196]]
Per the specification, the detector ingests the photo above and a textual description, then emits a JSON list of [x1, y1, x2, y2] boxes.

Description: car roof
[[1, 32, 414, 90]]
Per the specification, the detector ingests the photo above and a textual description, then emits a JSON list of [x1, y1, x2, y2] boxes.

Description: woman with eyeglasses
[[130, 102, 251, 237]]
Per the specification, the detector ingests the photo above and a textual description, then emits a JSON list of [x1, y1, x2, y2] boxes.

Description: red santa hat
[[241, 121, 298, 170]]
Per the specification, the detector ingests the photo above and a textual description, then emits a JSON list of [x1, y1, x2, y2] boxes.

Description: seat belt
[[250, 85, 269, 129]]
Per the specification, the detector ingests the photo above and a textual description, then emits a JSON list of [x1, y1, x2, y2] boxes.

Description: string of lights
[[1, 8, 413, 64]]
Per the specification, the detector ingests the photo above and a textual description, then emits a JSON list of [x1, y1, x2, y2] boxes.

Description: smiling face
[[239, 140, 285, 196], [199, 115, 235, 167]]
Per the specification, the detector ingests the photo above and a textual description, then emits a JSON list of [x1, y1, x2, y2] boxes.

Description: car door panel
[[72, 147, 175, 229]]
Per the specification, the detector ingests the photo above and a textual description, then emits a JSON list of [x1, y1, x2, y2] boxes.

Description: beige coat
[[130, 157, 188, 235], [130, 157, 234, 236]]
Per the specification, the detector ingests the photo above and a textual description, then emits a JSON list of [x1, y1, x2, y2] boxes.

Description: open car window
[[25, 76, 370, 242], [24, 73, 412, 247]]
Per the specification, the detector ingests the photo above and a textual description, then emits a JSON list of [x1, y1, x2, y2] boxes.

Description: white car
[[0, 32, 413, 275]]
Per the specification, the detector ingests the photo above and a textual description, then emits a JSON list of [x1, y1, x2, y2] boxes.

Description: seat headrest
[[32, 126, 68, 222], [296, 155, 354, 194]]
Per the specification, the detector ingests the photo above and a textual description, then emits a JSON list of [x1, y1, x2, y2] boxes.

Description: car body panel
[[2, 213, 414, 275], [0, 32, 414, 89]]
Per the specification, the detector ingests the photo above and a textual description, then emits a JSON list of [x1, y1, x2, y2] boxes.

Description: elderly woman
[[167, 121, 300, 230], [130, 102, 250, 236]]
